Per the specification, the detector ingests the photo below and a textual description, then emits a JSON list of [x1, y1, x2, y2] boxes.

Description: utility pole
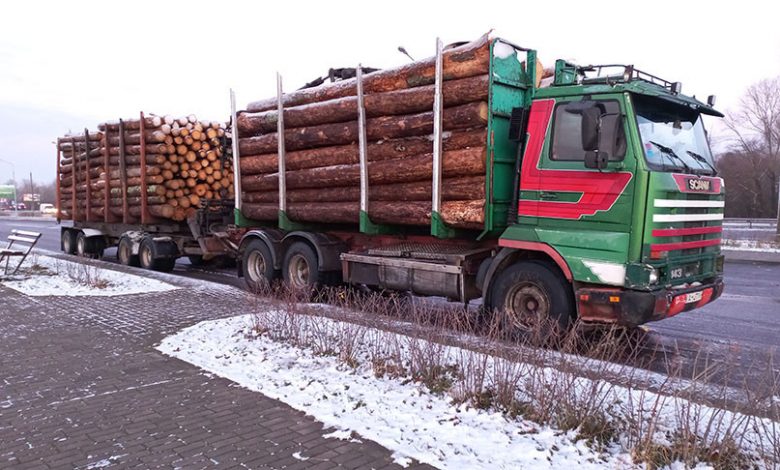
[[29, 172, 35, 212], [776, 176, 780, 242]]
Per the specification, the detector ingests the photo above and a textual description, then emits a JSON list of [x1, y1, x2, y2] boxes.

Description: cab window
[[551, 100, 626, 161]]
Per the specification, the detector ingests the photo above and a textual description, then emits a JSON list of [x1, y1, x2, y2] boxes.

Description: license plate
[[684, 291, 703, 303]]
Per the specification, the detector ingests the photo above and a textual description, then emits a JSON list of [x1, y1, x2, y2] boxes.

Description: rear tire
[[117, 236, 140, 267], [76, 232, 87, 257], [242, 239, 277, 292], [139, 237, 177, 272], [62, 230, 77, 255], [488, 260, 574, 337], [187, 255, 206, 267], [282, 242, 320, 289]]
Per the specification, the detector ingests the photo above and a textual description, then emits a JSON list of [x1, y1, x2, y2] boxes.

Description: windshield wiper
[[686, 150, 717, 175], [649, 141, 694, 174]]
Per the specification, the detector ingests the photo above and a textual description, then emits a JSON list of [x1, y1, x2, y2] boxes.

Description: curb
[[723, 249, 780, 264]]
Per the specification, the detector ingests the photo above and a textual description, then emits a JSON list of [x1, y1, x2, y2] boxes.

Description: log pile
[[57, 132, 105, 220], [237, 35, 492, 230], [57, 114, 233, 223]]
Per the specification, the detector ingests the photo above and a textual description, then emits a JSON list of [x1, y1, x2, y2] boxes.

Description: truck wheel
[[187, 255, 206, 267], [242, 239, 277, 291], [139, 237, 177, 272], [62, 230, 77, 254], [283, 241, 320, 289], [117, 236, 140, 267], [488, 260, 574, 336], [76, 232, 103, 259]]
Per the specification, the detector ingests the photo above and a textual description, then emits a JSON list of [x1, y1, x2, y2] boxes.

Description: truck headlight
[[648, 268, 660, 285]]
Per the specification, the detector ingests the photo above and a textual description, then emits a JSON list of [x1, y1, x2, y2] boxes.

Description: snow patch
[[157, 314, 631, 469], [292, 451, 309, 461], [493, 41, 516, 59], [722, 239, 780, 253], [1, 255, 177, 297]]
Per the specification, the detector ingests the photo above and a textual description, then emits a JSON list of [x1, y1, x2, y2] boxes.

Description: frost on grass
[[159, 314, 640, 469], [0, 255, 176, 297], [159, 301, 780, 470]]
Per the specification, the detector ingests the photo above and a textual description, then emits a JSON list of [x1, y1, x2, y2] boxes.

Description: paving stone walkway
[[0, 257, 429, 469]]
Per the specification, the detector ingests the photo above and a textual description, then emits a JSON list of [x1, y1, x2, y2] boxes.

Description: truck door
[[518, 96, 636, 280]]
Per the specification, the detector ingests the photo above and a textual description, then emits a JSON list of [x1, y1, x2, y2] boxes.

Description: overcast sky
[[1, 0, 779, 184]]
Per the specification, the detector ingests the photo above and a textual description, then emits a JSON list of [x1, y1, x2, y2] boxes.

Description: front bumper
[[575, 277, 724, 327]]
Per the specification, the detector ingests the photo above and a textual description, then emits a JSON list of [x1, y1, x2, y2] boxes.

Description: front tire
[[488, 260, 574, 337]]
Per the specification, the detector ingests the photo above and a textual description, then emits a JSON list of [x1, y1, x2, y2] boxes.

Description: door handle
[[540, 192, 558, 200]]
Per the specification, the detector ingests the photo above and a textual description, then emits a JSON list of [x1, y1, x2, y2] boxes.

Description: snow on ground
[[722, 239, 780, 253], [158, 314, 638, 469], [0, 255, 177, 297]]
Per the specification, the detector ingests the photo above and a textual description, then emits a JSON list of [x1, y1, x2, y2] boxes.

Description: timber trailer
[[233, 35, 725, 330]]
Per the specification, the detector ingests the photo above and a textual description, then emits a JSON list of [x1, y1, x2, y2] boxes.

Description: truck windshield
[[633, 95, 716, 175]]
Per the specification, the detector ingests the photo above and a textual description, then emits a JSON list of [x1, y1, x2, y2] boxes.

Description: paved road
[[3, 217, 779, 380], [1, 259, 422, 469]]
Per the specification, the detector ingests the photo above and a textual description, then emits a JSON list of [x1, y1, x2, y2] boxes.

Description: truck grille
[[649, 195, 723, 258]]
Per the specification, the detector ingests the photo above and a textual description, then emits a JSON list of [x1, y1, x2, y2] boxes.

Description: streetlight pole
[[0, 157, 16, 211]]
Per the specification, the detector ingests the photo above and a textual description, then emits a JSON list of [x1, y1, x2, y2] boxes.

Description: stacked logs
[[236, 34, 493, 230], [57, 114, 233, 223], [58, 132, 105, 220]]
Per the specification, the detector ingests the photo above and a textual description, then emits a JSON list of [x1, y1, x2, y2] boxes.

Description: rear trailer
[[55, 113, 237, 270]]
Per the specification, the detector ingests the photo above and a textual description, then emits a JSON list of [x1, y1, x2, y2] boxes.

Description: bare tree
[[723, 76, 780, 238]]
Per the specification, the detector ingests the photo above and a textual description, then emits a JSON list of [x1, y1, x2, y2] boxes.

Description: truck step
[[366, 242, 488, 263]]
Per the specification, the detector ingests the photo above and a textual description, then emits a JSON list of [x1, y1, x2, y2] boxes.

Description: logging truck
[[232, 34, 725, 329], [55, 33, 725, 331]]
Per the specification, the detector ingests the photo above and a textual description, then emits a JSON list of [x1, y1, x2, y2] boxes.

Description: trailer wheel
[[62, 230, 77, 255], [75, 232, 103, 259], [139, 237, 177, 272], [117, 236, 140, 267], [283, 241, 320, 289], [187, 255, 206, 267], [488, 261, 574, 336], [242, 239, 277, 292]]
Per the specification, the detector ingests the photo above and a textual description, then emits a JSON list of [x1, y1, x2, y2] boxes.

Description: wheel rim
[[118, 242, 129, 264], [503, 282, 550, 331], [63, 233, 73, 252], [77, 237, 85, 255], [287, 253, 310, 288], [246, 251, 267, 283], [140, 245, 153, 267]]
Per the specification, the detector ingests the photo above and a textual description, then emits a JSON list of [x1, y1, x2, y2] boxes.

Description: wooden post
[[55, 139, 61, 221], [357, 64, 368, 217], [83, 129, 92, 222], [277, 73, 287, 215], [139, 112, 149, 224], [231, 89, 242, 212], [118, 119, 129, 224], [70, 136, 77, 221], [102, 129, 113, 223]]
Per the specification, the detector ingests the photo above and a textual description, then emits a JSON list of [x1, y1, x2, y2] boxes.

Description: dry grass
[[246, 282, 779, 469]]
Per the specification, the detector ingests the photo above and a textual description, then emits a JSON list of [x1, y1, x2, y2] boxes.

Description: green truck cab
[[235, 37, 724, 331], [487, 57, 724, 327]]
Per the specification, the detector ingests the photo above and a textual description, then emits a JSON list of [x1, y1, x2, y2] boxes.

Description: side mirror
[[599, 113, 623, 160], [580, 106, 601, 151], [585, 151, 608, 169]]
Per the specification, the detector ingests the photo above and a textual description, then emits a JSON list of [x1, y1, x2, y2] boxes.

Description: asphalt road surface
[[3, 217, 779, 385]]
